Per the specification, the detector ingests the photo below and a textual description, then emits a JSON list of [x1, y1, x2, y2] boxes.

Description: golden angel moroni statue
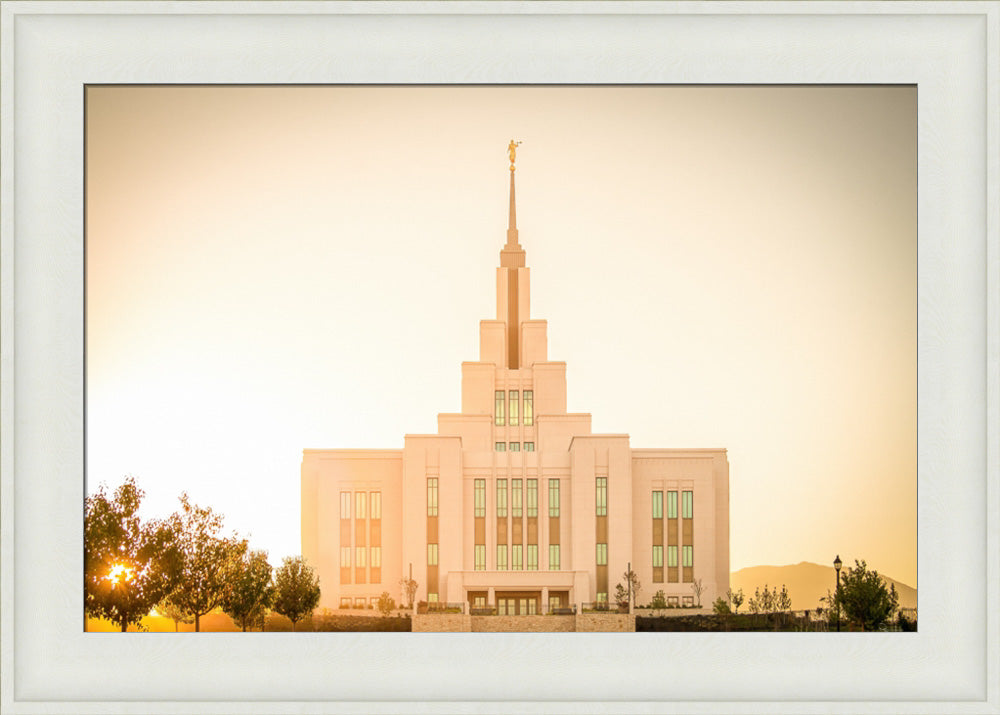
[[508, 140, 522, 169]]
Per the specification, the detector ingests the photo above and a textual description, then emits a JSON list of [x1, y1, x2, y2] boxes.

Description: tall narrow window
[[340, 546, 351, 566], [596, 543, 608, 565], [652, 491, 663, 519], [509, 390, 519, 426], [371, 546, 382, 568], [596, 592, 607, 605], [340, 492, 351, 519], [596, 477, 608, 516], [355, 547, 366, 568], [370, 492, 381, 519], [427, 478, 439, 516], [474, 479, 486, 517], [427, 543, 439, 565], [523, 390, 533, 426], [494, 390, 505, 426], [494, 442, 506, 452], [682, 490, 694, 518], [512, 544, 523, 570], [512, 479, 523, 518], [652, 545, 663, 568], [355, 491, 366, 519], [475, 544, 486, 571], [548, 480, 560, 517], [509, 442, 520, 452], [497, 544, 508, 570], [667, 545, 678, 567], [524, 442, 535, 451], [496, 479, 508, 517], [526, 479, 538, 517], [667, 491, 678, 519], [683, 545, 694, 567], [526, 544, 538, 570], [549, 544, 560, 570]]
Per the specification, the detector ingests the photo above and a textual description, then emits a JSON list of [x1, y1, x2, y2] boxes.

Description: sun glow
[[106, 563, 133, 587]]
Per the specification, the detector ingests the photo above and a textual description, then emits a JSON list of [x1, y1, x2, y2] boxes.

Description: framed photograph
[[2, 2, 997, 713]]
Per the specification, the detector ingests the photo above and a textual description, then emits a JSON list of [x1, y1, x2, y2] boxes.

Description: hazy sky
[[86, 86, 916, 586]]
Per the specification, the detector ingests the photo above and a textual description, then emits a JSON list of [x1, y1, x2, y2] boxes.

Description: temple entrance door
[[497, 591, 539, 615]]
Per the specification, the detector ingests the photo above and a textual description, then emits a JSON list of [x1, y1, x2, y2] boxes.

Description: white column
[[487, 586, 496, 607], [542, 586, 549, 612]]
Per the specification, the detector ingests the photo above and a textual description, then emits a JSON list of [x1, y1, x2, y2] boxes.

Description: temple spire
[[507, 167, 517, 240], [501, 140, 525, 268]]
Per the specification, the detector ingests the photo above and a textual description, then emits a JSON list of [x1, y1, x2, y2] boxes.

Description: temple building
[[301, 144, 730, 616]]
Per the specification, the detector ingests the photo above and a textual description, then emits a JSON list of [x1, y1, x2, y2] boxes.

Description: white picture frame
[[1, 2, 997, 713]]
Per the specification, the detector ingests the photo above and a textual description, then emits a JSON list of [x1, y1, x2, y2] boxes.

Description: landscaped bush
[[897, 611, 917, 632], [712, 597, 731, 615], [268, 612, 411, 632], [636, 612, 824, 632]]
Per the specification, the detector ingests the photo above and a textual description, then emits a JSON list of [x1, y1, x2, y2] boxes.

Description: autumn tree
[[84, 478, 182, 632], [830, 559, 899, 631], [165, 493, 247, 632], [221, 549, 275, 632], [272, 556, 321, 631]]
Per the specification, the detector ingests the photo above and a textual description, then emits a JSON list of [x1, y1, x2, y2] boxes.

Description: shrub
[[614, 583, 629, 610], [650, 590, 667, 609], [898, 611, 917, 632], [377, 591, 396, 617], [712, 596, 731, 615]]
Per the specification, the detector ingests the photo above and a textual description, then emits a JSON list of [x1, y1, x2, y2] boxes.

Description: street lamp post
[[833, 555, 843, 632]]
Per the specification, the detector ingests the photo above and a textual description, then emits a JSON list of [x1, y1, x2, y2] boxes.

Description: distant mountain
[[730, 562, 917, 612]]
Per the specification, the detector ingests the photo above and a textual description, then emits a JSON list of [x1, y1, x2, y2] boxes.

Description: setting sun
[[106, 564, 133, 587]]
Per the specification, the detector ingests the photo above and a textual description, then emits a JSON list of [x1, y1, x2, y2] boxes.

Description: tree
[[691, 578, 705, 608], [377, 591, 396, 617], [156, 596, 194, 632], [727, 587, 745, 615], [776, 584, 792, 612], [165, 493, 247, 632], [273, 555, 321, 631], [621, 566, 641, 608], [614, 583, 629, 610], [831, 559, 899, 631], [752, 584, 777, 613], [84, 478, 182, 632], [712, 596, 731, 615], [650, 590, 667, 609], [221, 549, 275, 632], [399, 576, 418, 609], [820, 589, 841, 629]]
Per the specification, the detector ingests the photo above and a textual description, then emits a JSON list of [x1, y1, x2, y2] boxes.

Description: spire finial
[[507, 139, 521, 171], [506, 140, 521, 241]]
